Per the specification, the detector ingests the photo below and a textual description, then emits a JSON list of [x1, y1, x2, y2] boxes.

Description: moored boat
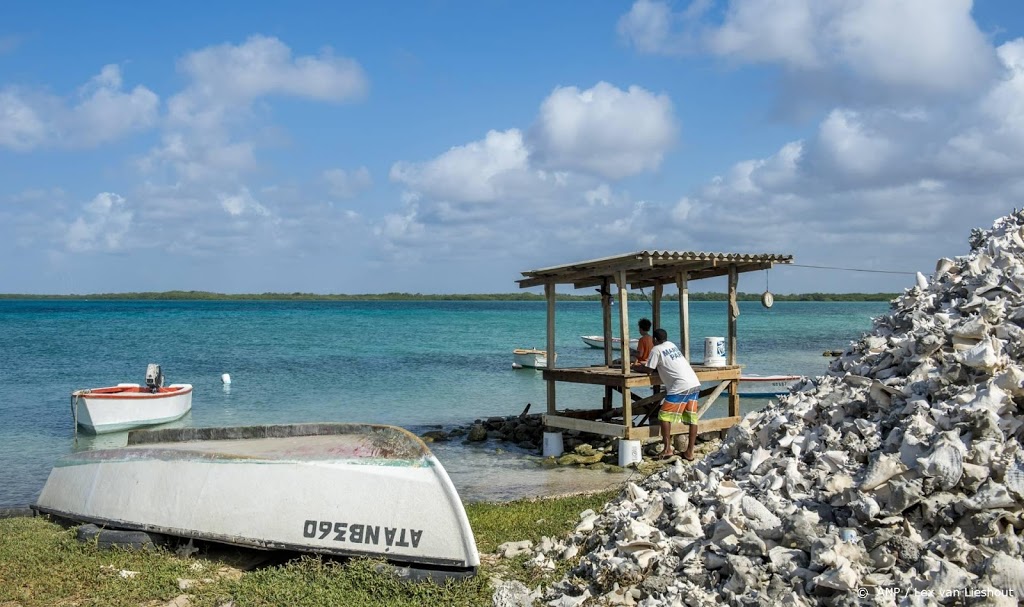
[[512, 348, 553, 369], [737, 374, 801, 397], [580, 335, 639, 350], [73, 365, 192, 434], [33, 423, 479, 578]]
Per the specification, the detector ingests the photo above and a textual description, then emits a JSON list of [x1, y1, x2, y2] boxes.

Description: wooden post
[[616, 270, 632, 431], [677, 272, 690, 359], [602, 277, 613, 411], [652, 283, 662, 331], [727, 265, 739, 419], [546, 282, 557, 416], [602, 277, 613, 367]]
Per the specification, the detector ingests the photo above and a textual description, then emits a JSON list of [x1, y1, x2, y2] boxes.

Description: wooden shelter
[[517, 251, 793, 442]]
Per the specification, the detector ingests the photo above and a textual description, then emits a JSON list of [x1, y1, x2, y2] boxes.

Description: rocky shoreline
[[419, 411, 720, 473]]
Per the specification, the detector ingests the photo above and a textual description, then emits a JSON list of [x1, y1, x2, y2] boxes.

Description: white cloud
[[621, 0, 998, 98], [390, 129, 532, 203], [65, 193, 134, 252], [0, 64, 158, 150], [381, 81, 681, 261], [323, 166, 372, 199], [219, 188, 270, 217], [146, 35, 368, 187], [530, 82, 677, 179], [177, 35, 367, 105]]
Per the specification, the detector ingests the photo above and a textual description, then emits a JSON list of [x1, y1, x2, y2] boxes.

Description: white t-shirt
[[647, 340, 700, 395]]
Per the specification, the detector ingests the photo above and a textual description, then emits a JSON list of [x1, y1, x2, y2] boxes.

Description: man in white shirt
[[633, 328, 700, 460]]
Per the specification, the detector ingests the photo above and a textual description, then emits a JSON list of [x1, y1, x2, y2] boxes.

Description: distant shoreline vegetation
[[0, 291, 898, 302]]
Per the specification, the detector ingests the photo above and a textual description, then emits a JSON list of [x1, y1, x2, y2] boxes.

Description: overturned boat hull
[[34, 423, 479, 576]]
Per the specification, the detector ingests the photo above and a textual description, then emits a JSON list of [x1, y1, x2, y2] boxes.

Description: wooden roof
[[518, 250, 793, 289]]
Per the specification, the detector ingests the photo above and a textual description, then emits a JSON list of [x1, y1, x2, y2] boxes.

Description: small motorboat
[[512, 348, 554, 369], [33, 423, 480, 579], [581, 335, 639, 350], [737, 374, 802, 397], [72, 364, 193, 434]]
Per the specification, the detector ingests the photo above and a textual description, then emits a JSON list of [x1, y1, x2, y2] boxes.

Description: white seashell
[[991, 364, 1024, 397], [575, 514, 600, 533], [716, 479, 743, 502], [860, 453, 907, 491], [961, 462, 991, 493], [624, 519, 657, 541], [981, 553, 1024, 598], [819, 450, 849, 473], [740, 495, 782, 531], [951, 316, 990, 340], [823, 474, 854, 496], [934, 257, 954, 279], [710, 517, 742, 543], [672, 510, 704, 538], [963, 481, 1018, 510], [748, 446, 772, 474], [667, 488, 690, 511], [916, 441, 963, 490], [956, 336, 1003, 371], [813, 562, 860, 592], [638, 500, 663, 525], [626, 482, 648, 502], [1004, 455, 1024, 499]]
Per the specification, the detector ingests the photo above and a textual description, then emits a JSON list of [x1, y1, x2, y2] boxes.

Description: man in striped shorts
[[634, 328, 701, 460]]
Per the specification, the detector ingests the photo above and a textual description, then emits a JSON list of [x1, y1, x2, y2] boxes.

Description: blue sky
[[2, 0, 1022, 295]]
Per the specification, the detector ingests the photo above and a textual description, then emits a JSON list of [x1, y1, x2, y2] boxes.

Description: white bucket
[[618, 439, 642, 467], [542, 432, 564, 457], [704, 337, 726, 367]]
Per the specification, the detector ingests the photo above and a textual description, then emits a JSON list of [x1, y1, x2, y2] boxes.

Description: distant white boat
[[512, 348, 553, 369], [33, 423, 480, 578], [72, 365, 192, 434], [581, 335, 639, 350], [737, 374, 801, 397]]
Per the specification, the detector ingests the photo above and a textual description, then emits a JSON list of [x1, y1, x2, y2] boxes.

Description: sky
[[1, 0, 1022, 295]]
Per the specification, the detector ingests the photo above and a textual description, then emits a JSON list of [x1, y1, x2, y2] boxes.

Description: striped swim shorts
[[658, 387, 700, 425]]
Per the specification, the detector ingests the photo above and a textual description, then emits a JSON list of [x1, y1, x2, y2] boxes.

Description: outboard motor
[[145, 364, 164, 393]]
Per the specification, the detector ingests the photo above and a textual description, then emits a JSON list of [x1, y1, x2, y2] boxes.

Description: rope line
[[787, 263, 916, 276]]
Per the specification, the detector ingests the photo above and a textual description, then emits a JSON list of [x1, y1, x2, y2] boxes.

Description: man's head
[[638, 318, 651, 332], [653, 328, 668, 344]]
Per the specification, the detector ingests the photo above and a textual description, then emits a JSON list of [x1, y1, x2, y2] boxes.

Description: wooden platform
[[540, 365, 742, 440]]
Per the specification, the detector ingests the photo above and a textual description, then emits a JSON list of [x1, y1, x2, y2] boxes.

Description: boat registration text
[[303, 520, 423, 549]]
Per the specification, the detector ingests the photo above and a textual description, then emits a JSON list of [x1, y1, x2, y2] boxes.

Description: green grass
[[0, 490, 620, 607]]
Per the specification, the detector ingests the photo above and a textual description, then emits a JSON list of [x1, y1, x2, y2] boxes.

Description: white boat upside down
[[33, 423, 480, 578]]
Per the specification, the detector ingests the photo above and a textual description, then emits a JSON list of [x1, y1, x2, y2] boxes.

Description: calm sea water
[[0, 299, 889, 506]]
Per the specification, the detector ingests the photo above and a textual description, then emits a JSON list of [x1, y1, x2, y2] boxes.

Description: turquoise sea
[[0, 299, 889, 507]]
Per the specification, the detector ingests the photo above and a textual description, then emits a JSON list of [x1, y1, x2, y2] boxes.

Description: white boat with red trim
[[72, 365, 192, 434]]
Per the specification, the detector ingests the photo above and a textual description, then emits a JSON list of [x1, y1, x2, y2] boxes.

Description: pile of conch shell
[[492, 210, 1024, 607]]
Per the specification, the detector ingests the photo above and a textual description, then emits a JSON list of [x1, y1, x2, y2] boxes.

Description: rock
[[467, 424, 488, 442]]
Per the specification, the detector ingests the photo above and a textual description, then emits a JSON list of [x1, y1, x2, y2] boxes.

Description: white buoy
[[221, 373, 231, 384]]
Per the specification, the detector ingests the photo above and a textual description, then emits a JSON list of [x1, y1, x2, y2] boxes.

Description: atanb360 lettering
[[303, 520, 423, 548]]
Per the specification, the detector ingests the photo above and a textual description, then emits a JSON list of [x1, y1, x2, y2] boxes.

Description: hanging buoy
[[761, 290, 774, 308]]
